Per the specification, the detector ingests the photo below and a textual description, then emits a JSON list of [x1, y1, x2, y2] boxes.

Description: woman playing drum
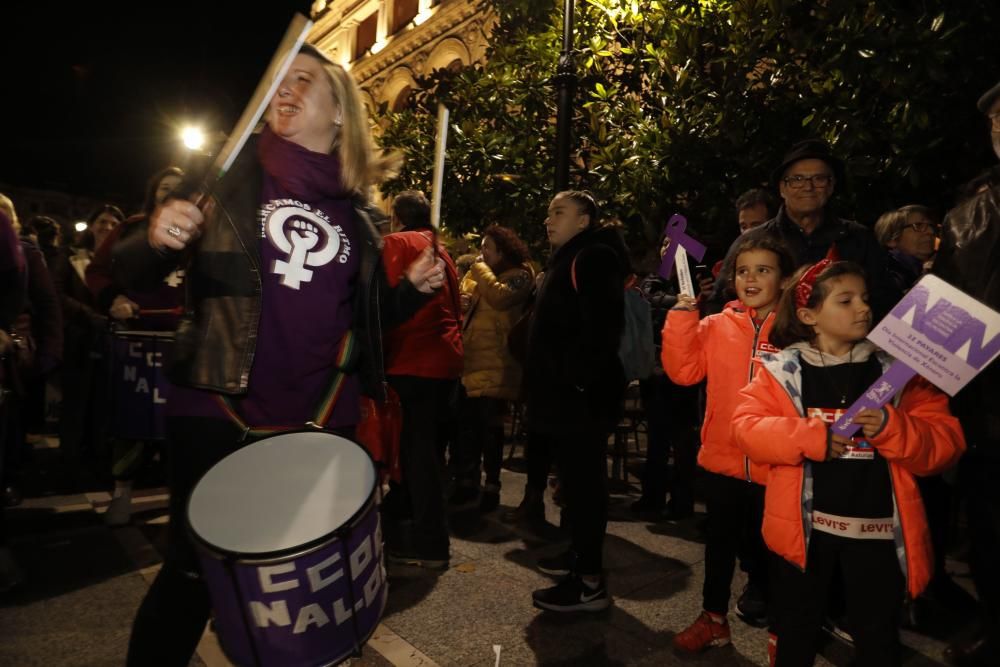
[[113, 44, 445, 666]]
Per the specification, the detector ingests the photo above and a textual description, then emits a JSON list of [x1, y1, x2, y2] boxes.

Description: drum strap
[[215, 330, 358, 441]]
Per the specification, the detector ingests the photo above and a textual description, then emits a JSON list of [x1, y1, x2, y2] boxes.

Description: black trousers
[[127, 417, 246, 667], [963, 454, 1000, 634], [388, 375, 456, 558], [638, 374, 699, 510], [456, 396, 506, 487], [551, 429, 609, 575], [702, 472, 767, 614], [59, 347, 109, 464], [0, 393, 9, 546], [771, 531, 904, 667], [916, 472, 953, 582], [525, 430, 553, 494]]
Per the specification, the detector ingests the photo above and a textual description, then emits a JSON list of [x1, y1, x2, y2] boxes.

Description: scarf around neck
[[257, 125, 349, 201]]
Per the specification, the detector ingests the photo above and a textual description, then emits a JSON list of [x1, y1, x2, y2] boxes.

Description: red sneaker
[[672, 611, 731, 653]]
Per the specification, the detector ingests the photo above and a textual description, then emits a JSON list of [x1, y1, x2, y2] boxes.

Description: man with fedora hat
[[709, 139, 898, 318], [932, 80, 1000, 667]]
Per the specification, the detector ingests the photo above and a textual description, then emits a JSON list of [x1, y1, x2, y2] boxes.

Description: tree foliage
[[377, 0, 1000, 258]]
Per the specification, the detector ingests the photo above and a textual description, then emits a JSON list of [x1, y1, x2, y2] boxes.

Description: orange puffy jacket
[[661, 302, 774, 484], [732, 348, 965, 598]]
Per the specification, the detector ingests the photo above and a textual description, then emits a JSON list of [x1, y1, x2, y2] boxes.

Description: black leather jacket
[[934, 182, 1000, 454], [111, 139, 425, 401]]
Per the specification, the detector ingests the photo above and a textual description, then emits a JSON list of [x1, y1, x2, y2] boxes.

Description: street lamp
[[181, 126, 206, 151], [553, 0, 577, 191]]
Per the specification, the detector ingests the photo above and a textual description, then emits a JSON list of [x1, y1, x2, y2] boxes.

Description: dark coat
[[709, 207, 900, 320], [524, 225, 628, 435], [9, 241, 63, 384], [49, 247, 107, 363], [933, 182, 1000, 457]]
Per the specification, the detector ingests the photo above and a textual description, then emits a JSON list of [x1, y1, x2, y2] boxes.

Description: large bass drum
[[187, 430, 386, 667]]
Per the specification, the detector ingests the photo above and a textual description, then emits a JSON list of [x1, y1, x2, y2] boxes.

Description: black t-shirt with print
[[802, 356, 894, 519]]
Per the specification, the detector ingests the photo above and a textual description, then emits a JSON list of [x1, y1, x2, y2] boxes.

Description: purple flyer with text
[[832, 274, 1000, 437]]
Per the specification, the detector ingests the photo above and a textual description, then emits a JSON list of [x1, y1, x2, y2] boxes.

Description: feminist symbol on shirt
[[265, 205, 342, 289]]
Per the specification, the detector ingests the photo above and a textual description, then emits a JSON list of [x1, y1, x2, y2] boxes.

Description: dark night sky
[[0, 1, 313, 209]]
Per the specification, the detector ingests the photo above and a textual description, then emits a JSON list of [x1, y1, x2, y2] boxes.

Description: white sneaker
[[104, 494, 133, 527]]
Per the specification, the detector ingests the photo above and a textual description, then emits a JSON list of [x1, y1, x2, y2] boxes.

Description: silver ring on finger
[[167, 225, 182, 238]]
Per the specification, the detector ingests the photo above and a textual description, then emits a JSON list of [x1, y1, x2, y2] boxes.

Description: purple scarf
[[257, 125, 349, 201]]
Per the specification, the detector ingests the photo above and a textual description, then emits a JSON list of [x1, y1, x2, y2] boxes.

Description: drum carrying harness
[[215, 330, 357, 441]]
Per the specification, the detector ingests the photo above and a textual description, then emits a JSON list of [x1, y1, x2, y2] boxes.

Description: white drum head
[[188, 431, 376, 556]]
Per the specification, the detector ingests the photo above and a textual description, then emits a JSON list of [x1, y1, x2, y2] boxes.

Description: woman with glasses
[[873, 205, 939, 294]]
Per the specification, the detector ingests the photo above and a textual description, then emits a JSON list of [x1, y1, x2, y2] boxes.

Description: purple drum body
[[188, 431, 387, 667], [111, 330, 173, 440]]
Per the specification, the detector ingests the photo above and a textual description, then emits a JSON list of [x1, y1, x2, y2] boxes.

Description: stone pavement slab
[[0, 445, 957, 666]]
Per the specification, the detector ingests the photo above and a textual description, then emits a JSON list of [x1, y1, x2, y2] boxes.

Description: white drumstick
[[430, 104, 450, 230]]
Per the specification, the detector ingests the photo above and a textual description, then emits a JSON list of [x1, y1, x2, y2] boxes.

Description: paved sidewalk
[[0, 440, 957, 666]]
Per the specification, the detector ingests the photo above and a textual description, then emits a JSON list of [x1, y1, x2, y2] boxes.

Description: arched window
[[391, 85, 413, 112]]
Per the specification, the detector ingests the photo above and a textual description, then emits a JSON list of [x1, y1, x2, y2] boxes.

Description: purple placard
[[832, 274, 1000, 437], [657, 214, 707, 279], [199, 506, 387, 667], [111, 332, 173, 440]]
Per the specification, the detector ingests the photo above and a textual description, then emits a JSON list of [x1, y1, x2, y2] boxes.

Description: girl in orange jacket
[[732, 260, 965, 667], [662, 236, 794, 652]]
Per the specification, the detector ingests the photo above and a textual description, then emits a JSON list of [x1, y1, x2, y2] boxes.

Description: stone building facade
[[308, 0, 495, 112]]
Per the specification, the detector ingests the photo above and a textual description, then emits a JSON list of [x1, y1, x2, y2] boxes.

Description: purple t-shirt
[[237, 177, 360, 427], [168, 131, 361, 429]]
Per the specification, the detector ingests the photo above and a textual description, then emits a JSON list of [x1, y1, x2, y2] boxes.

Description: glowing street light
[[181, 126, 206, 151]]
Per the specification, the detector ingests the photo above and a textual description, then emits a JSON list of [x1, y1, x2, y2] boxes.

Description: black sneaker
[[630, 496, 666, 515], [532, 574, 611, 612], [500, 491, 544, 524], [448, 484, 479, 506], [661, 503, 695, 522], [478, 485, 500, 513], [822, 615, 854, 646], [537, 551, 574, 577], [735, 581, 768, 627], [386, 549, 449, 570]]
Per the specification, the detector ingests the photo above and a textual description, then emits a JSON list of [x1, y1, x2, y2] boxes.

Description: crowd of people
[[0, 42, 998, 667]]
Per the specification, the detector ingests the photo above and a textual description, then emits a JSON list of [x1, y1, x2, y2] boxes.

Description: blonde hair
[[300, 45, 401, 194], [0, 193, 19, 232]]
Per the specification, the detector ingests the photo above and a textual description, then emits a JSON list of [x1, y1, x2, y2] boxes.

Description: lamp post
[[553, 0, 576, 192]]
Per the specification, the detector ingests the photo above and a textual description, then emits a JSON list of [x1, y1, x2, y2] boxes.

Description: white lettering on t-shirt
[[261, 201, 352, 290]]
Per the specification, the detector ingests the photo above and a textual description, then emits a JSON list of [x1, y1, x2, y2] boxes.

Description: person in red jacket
[[732, 260, 965, 667], [663, 236, 794, 650], [380, 190, 463, 568]]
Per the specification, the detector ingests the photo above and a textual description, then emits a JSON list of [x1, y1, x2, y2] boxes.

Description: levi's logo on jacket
[[807, 407, 874, 460]]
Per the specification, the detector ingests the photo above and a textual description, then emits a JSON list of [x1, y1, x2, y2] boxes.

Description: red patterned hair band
[[794, 244, 841, 308]]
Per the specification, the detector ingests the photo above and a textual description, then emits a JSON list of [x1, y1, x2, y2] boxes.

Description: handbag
[[3, 313, 37, 397], [356, 384, 403, 483]]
